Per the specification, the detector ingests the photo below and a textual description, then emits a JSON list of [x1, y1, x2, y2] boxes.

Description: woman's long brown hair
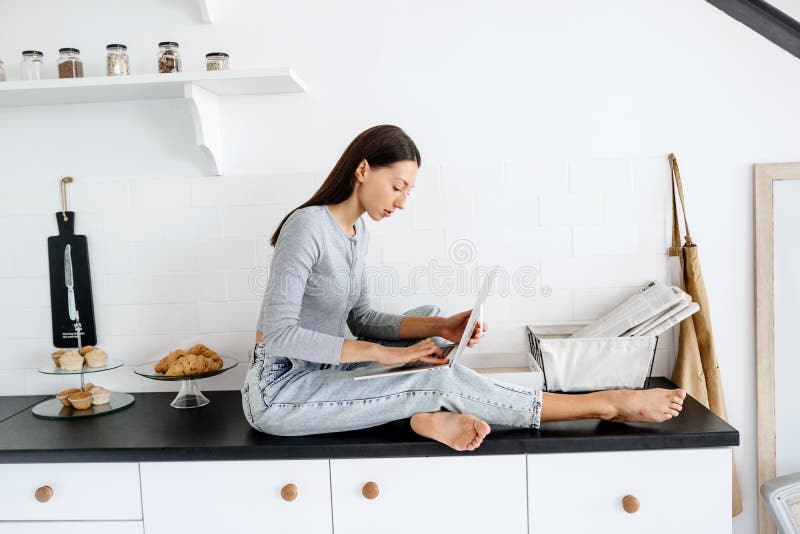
[[270, 124, 421, 247]]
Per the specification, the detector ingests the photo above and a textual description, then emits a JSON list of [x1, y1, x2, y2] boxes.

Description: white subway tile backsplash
[[191, 175, 252, 207], [0, 182, 55, 215], [635, 221, 670, 254], [382, 293, 447, 316], [196, 239, 257, 270], [89, 242, 135, 275], [198, 301, 259, 333], [603, 190, 635, 223], [633, 158, 670, 223], [570, 159, 633, 193], [476, 193, 539, 228], [170, 333, 232, 357], [381, 230, 445, 263], [445, 228, 509, 262], [255, 239, 274, 267], [0, 277, 50, 308], [230, 332, 256, 362], [0, 370, 28, 395], [100, 334, 172, 366], [102, 211, 163, 241], [0, 243, 48, 277], [0, 214, 57, 244], [226, 270, 263, 301], [99, 303, 198, 336], [413, 163, 442, 197], [252, 172, 315, 205], [0, 308, 51, 338], [70, 181, 129, 213], [442, 161, 505, 196], [411, 192, 474, 231], [0, 156, 673, 392], [134, 241, 196, 273], [0, 337, 52, 369], [604, 255, 668, 287], [98, 272, 226, 305], [573, 223, 635, 256], [509, 226, 572, 257], [506, 160, 569, 196], [162, 207, 224, 241], [509, 288, 573, 323], [74, 213, 106, 240], [541, 257, 603, 289], [223, 204, 288, 239], [129, 179, 191, 210], [540, 193, 602, 225]]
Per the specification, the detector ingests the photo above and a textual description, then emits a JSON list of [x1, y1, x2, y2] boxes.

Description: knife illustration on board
[[65, 244, 77, 321]]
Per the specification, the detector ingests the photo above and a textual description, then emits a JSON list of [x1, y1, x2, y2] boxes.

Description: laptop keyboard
[[401, 345, 454, 368]]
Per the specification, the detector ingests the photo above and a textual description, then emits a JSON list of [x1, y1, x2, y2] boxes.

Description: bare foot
[[410, 411, 491, 451], [601, 388, 686, 423]]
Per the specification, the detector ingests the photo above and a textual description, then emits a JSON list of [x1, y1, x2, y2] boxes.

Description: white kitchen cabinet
[[0, 463, 141, 521], [330, 455, 528, 534], [526, 448, 731, 533], [140, 459, 332, 534], [0, 522, 143, 534]]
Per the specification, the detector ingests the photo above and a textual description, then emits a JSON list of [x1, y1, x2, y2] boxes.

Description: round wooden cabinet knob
[[362, 481, 379, 500], [35, 485, 53, 503], [281, 483, 298, 502], [622, 495, 640, 514]]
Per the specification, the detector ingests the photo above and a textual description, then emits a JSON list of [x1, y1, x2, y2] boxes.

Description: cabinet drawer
[[0, 522, 143, 534], [140, 460, 331, 534], [527, 448, 731, 534], [331, 455, 528, 534], [0, 463, 141, 521]]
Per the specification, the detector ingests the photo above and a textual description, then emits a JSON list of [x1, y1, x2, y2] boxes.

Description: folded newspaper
[[571, 281, 699, 339]]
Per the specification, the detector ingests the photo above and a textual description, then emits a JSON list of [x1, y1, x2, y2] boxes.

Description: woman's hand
[[376, 338, 447, 367], [439, 309, 487, 348]]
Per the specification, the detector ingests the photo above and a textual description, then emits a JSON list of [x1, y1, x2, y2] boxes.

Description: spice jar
[[20, 50, 44, 80], [58, 48, 83, 78], [158, 42, 181, 73], [106, 44, 129, 76], [0, 61, 5, 82], [206, 52, 230, 71]]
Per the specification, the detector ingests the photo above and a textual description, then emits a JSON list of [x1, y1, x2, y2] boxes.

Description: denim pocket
[[259, 356, 295, 388]]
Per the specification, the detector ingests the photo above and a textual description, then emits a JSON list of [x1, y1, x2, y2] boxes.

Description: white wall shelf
[[0, 68, 308, 175]]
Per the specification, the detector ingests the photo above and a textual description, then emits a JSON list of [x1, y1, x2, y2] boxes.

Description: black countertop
[[0, 378, 738, 463]]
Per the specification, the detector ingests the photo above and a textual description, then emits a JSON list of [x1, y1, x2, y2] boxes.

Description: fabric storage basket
[[526, 323, 658, 392]]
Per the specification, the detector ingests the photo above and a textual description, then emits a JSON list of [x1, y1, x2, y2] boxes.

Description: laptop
[[353, 267, 499, 380]]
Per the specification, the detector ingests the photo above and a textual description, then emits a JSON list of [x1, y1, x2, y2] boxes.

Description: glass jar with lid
[[58, 48, 83, 78], [158, 42, 181, 73], [206, 52, 230, 71], [21, 50, 44, 80], [0, 60, 5, 82], [106, 44, 129, 76]]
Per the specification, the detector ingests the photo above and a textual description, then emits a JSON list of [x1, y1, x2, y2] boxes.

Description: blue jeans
[[241, 305, 543, 436]]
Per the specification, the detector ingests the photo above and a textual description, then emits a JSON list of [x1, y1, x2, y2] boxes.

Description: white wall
[[2, 1, 799, 532]]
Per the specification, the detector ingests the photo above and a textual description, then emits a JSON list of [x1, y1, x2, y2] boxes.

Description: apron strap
[[669, 153, 693, 257]]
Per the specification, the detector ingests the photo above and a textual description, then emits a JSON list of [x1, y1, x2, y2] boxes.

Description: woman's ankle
[[587, 391, 620, 421]]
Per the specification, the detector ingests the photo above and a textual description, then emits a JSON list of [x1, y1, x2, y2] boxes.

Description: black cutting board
[[47, 211, 97, 347]]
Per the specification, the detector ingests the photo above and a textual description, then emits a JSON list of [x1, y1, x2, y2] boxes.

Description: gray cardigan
[[257, 205, 403, 364]]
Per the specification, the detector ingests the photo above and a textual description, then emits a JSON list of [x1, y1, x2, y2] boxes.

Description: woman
[[242, 125, 686, 451]]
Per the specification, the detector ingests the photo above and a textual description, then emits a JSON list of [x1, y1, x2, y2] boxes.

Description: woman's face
[[356, 159, 418, 221]]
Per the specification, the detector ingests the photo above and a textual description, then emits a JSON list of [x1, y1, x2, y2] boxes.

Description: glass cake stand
[[133, 357, 238, 409], [33, 391, 135, 420], [34, 361, 134, 420]]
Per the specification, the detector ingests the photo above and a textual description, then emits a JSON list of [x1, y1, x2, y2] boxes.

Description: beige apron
[[668, 153, 743, 516]]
